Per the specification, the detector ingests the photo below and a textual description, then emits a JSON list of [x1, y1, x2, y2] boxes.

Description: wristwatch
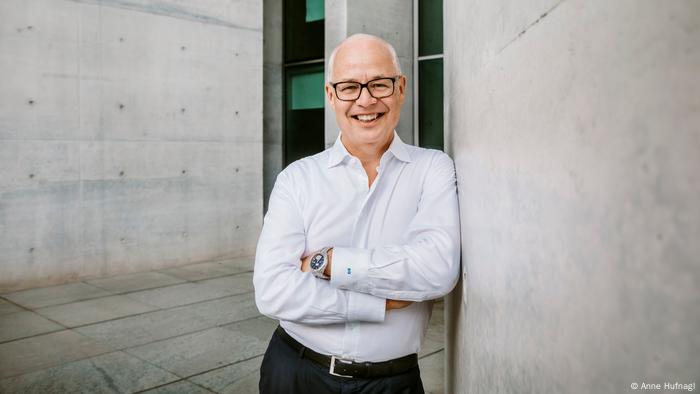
[[309, 247, 331, 279]]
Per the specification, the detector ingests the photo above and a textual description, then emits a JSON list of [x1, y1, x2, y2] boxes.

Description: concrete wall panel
[[2, 1, 260, 143], [0, 183, 84, 289], [72, 0, 262, 31], [0, 1, 83, 140], [1, 0, 262, 291], [324, 0, 348, 146], [262, 0, 283, 212], [445, 0, 700, 392]]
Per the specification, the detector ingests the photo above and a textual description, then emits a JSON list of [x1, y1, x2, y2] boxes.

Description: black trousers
[[259, 329, 425, 394]]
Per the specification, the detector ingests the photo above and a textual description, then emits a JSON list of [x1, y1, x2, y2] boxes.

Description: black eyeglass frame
[[330, 76, 402, 101]]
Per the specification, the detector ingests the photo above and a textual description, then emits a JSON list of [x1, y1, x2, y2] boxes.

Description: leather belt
[[275, 326, 418, 379]]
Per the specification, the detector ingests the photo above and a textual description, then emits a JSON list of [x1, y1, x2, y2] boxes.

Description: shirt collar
[[327, 131, 412, 168]]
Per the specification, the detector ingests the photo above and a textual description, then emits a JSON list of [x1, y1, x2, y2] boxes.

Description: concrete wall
[[0, 0, 263, 292], [324, 0, 414, 146], [262, 0, 283, 212], [445, 1, 700, 392]]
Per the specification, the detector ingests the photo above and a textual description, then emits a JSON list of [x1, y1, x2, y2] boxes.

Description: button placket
[[350, 158, 368, 192], [350, 160, 393, 247]]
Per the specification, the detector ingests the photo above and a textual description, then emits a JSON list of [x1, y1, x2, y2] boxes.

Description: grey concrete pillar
[[444, 1, 700, 392], [263, 0, 284, 212]]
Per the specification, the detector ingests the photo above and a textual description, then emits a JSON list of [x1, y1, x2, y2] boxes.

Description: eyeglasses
[[330, 76, 400, 101]]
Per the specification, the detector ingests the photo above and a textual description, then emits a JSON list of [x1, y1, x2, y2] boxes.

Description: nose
[[355, 85, 377, 106]]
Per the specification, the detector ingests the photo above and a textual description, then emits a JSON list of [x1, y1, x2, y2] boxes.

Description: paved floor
[[0, 257, 444, 393]]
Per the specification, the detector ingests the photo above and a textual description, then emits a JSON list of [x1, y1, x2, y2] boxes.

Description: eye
[[339, 84, 359, 92]]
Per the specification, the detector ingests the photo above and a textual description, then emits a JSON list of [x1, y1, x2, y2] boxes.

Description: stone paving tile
[[125, 282, 232, 309], [221, 315, 278, 344], [85, 271, 186, 293], [0, 262, 445, 392], [196, 272, 254, 295], [170, 292, 260, 327], [141, 380, 215, 394], [420, 301, 445, 358], [0, 311, 64, 343], [125, 327, 267, 378], [0, 351, 179, 394], [419, 349, 444, 394], [75, 308, 214, 350], [188, 356, 262, 394], [0, 330, 112, 379], [217, 370, 258, 394], [419, 325, 445, 359], [160, 258, 251, 282], [0, 298, 25, 315], [431, 299, 445, 326], [35, 295, 158, 328], [2, 282, 111, 309]]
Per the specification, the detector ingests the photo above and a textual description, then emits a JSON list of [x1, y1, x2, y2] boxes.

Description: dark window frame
[[414, 0, 444, 151], [282, 0, 326, 166]]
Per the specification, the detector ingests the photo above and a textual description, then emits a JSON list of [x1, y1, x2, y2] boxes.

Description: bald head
[[327, 34, 402, 82]]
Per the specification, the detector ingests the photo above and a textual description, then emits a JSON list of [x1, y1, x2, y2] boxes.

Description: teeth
[[356, 113, 378, 122]]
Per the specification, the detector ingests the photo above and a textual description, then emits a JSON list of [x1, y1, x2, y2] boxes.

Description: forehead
[[332, 39, 397, 81]]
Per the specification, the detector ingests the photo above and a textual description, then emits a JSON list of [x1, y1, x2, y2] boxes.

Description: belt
[[275, 326, 418, 379]]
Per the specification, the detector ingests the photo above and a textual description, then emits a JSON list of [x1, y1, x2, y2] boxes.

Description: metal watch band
[[311, 247, 331, 279]]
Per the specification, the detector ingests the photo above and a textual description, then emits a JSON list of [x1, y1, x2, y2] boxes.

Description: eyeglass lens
[[335, 78, 395, 101]]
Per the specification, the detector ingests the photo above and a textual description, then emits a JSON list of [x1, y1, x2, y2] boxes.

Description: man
[[254, 33, 460, 393]]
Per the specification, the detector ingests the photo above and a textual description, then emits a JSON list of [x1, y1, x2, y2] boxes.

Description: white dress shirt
[[254, 131, 460, 362]]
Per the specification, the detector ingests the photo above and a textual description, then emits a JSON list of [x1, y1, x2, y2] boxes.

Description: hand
[[386, 299, 413, 310], [300, 254, 312, 272], [324, 248, 333, 277]]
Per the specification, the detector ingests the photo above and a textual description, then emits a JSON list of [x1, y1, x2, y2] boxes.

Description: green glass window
[[285, 64, 325, 165], [290, 71, 325, 110], [283, 0, 325, 166], [418, 59, 444, 150], [418, 0, 443, 56], [417, 0, 444, 150], [284, 0, 324, 62], [305, 0, 324, 22]]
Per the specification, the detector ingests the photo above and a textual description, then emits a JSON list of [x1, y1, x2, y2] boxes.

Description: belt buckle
[[329, 355, 354, 378]]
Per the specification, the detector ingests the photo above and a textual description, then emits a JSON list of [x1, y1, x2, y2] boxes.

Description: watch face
[[310, 254, 324, 270]]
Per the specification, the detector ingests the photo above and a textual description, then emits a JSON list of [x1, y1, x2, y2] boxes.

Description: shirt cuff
[[331, 247, 372, 292], [347, 291, 385, 322]]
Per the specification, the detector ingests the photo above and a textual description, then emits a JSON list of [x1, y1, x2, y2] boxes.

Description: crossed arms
[[253, 152, 460, 325]]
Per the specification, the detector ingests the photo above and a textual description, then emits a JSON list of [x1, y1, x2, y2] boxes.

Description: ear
[[397, 75, 407, 103], [325, 83, 335, 109]]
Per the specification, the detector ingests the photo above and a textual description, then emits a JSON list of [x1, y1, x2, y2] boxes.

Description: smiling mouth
[[351, 113, 386, 122]]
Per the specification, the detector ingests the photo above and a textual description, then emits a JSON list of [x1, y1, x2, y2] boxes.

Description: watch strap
[[311, 247, 331, 279]]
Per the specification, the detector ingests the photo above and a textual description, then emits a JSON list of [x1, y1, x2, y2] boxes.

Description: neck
[[341, 132, 394, 166]]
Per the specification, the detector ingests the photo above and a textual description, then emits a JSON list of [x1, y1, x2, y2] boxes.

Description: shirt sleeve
[[253, 168, 386, 325], [330, 152, 461, 302]]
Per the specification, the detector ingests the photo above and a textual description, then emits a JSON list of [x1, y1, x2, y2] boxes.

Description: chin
[[351, 127, 392, 144]]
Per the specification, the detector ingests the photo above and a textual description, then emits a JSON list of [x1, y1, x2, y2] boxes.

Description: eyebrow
[[335, 75, 391, 83]]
